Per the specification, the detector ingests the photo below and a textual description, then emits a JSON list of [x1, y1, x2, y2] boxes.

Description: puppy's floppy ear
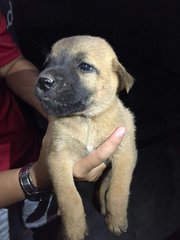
[[112, 59, 134, 93]]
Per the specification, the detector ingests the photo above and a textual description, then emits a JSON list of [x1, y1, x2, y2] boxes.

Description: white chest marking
[[87, 144, 94, 153]]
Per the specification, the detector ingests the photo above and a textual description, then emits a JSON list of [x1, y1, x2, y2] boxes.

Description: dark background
[[13, 0, 180, 239]]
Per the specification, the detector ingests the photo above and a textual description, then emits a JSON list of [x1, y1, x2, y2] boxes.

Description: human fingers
[[73, 127, 125, 178], [82, 126, 125, 171]]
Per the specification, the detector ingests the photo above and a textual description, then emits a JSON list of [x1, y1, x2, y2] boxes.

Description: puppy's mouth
[[40, 96, 90, 117]]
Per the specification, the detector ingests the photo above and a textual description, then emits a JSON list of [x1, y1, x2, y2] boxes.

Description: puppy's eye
[[78, 62, 95, 73]]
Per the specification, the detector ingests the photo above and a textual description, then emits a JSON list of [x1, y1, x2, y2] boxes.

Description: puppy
[[35, 35, 137, 240]]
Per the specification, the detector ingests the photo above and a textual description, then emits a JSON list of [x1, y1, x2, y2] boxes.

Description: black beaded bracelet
[[19, 163, 51, 201]]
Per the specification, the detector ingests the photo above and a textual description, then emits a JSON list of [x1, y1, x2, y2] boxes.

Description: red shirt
[[0, 14, 42, 170]]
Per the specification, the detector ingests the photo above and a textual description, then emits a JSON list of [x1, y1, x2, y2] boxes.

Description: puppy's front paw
[[63, 210, 88, 240], [65, 226, 88, 240], [105, 214, 128, 236]]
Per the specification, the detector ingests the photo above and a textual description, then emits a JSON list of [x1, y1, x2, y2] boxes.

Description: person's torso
[[0, 1, 42, 170]]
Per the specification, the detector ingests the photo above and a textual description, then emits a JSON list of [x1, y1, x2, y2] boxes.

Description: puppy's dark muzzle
[[35, 68, 91, 116]]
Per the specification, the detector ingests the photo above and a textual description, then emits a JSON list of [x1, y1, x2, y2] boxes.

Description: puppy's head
[[35, 35, 134, 117]]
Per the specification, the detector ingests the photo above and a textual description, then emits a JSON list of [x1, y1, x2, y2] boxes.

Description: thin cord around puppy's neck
[[86, 117, 94, 152]]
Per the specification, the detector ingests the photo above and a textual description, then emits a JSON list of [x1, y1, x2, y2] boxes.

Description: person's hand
[[30, 126, 125, 189], [73, 127, 125, 182]]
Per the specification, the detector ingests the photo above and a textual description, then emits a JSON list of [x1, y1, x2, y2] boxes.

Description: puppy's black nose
[[38, 77, 54, 91]]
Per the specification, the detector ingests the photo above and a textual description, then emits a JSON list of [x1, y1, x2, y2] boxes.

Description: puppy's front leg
[[48, 148, 87, 240], [105, 146, 137, 235]]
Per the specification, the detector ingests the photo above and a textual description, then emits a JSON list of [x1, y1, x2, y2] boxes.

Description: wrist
[[30, 162, 51, 190], [19, 163, 51, 201]]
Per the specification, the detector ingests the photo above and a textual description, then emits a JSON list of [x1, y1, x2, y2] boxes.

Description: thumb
[[79, 127, 126, 172]]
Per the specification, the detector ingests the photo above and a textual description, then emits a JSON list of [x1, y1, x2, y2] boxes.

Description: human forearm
[[0, 168, 25, 207], [0, 56, 47, 118], [0, 164, 50, 208], [6, 69, 47, 118]]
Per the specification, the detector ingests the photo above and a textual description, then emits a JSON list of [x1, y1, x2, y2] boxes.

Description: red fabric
[[0, 14, 42, 170], [0, 14, 21, 67]]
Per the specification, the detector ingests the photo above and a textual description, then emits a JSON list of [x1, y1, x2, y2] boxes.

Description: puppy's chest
[[58, 117, 104, 153], [77, 118, 99, 153], [84, 121, 97, 153]]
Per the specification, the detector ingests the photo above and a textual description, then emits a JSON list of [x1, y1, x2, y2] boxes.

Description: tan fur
[[41, 36, 137, 240]]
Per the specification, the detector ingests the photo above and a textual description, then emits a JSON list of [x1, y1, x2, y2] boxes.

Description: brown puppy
[[35, 35, 137, 240]]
